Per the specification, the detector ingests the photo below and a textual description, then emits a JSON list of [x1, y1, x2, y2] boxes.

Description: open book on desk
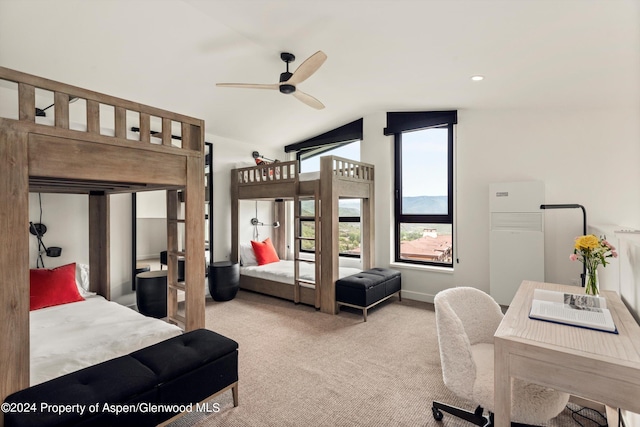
[[529, 288, 618, 333]]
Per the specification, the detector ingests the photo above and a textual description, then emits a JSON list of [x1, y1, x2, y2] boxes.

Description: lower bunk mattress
[[240, 260, 361, 285], [239, 260, 361, 305], [30, 295, 182, 386]]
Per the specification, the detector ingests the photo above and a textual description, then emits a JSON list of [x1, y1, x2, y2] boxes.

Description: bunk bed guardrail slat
[[1, 66, 203, 154]]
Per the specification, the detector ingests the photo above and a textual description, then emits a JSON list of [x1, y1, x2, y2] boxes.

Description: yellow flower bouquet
[[570, 235, 618, 295]]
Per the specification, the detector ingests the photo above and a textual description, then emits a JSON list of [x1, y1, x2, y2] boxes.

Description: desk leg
[[494, 338, 511, 427]]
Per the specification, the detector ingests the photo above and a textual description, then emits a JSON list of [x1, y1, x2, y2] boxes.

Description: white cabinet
[[489, 181, 545, 305]]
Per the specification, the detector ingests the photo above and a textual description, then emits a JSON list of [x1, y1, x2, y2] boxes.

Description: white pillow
[[239, 243, 258, 266], [75, 263, 96, 297]]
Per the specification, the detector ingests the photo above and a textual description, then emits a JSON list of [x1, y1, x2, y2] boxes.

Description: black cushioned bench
[[3, 329, 238, 427], [335, 268, 401, 321]]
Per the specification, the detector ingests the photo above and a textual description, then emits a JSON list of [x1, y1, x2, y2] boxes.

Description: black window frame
[[297, 198, 362, 258], [387, 111, 456, 267]]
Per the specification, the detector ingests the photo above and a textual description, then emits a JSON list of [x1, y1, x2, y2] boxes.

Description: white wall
[[210, 134, 281, 261], [363, 107, 640, 302], [135, 190, 168, 261], [28, 193, 88, 268], [110, 193, 133, 304]]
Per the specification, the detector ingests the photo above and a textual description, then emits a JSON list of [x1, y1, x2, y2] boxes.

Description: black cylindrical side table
[[136, 270, 167, 318], [208, 261, 239, 302]]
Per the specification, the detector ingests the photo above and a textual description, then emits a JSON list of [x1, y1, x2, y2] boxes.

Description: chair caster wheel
[[432, 406, 443, 421]]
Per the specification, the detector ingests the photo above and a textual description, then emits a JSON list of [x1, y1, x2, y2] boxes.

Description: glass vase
[[585, 266, 599, 296]]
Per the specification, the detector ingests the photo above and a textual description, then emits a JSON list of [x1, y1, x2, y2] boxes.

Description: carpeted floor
[[170, 290, 607, 427]]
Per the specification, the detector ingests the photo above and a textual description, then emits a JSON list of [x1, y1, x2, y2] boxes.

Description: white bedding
[[299, 171, 320, 181], [30, 295, 182, 386], [240, 260, 361, 287]]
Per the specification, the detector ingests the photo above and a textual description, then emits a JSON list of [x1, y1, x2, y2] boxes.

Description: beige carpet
[[170, 291, 607, 427]]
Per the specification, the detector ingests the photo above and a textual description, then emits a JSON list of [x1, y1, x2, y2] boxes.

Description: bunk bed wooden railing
[[233, 156, 374, 199], [235, 157, 374, 186], [1, 66, 202, 166], [236, 160, 297, 185], [0, 67, 205, 414]]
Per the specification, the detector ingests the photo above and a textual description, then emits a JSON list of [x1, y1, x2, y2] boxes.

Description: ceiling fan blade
[[293, 90, 325, 110], [287, 51, 327, 86], [216, 83, 279, 90]]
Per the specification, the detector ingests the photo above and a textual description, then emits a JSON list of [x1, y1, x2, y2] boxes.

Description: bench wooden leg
[[232, 383, 239, 407]]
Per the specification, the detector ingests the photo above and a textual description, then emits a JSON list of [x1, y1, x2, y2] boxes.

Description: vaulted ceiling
[[1, 0, 638, 149]]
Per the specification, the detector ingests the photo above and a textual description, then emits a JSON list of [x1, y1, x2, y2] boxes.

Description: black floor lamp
[[539, 204, 587, 287]]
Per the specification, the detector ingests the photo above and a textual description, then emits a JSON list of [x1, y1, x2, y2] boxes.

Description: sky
[[300, 141, 361, 172], [401, 128, 448, 197]]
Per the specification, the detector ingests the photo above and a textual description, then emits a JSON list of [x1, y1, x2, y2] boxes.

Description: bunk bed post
[[320, 156, 339, 314], [167, 189, 180, 324], [88, 193, 110, 299], [183, 143, 205, 331], [0, 127, 30, 416], [361, 184, 375, 269], [230, 170, 239, 264], [273, 199, 286, 258]]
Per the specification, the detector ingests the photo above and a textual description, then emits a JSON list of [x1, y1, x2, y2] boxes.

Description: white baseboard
[[400, 290, 436, 304]]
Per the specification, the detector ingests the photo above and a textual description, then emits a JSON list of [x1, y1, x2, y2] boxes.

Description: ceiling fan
[[216, 51, 327, 110]]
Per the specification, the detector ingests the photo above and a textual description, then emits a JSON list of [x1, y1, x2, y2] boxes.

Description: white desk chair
[[432, 287, 569, 426]]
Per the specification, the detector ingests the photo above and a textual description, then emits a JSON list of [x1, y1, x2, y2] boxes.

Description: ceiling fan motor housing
[[280, 52, 295, 63], [279, 83, 296, 94], [279, 52, 296, 93]]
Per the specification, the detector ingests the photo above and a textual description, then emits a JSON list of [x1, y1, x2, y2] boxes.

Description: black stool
[[209, 261, 239, 301], [136, 270, 167, 318], [135, 263, 150, 275], [160, 250, 185, 281]]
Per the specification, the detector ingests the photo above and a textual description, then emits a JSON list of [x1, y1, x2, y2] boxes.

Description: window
[[387, 111, 456, 267], [285, 119, 363, 257], [299, 142, 362, 257]]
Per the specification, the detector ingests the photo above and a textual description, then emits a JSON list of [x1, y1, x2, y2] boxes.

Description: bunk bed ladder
[[293, 191, 302, 304], [313, 179, 321, 309], [167, 189, 186, 329], [293, 180, 321, 308]]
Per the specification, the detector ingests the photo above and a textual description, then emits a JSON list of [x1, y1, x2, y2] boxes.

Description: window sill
[[390, 262, 454, 274]]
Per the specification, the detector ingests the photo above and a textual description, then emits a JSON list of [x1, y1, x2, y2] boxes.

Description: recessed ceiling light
[[471, 75, 484, 81]]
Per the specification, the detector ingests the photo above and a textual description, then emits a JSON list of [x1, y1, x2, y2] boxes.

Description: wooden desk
[[494, 281, 640, 427]]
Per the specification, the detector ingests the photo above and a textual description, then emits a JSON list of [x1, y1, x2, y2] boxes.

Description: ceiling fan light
[[279, 84, 296, 94]]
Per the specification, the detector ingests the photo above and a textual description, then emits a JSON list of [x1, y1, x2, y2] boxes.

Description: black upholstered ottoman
[[131, 328, 239, 414], [366, 267, 402, 297], [4, 329, 239, 427], [335, 268, 401, 321]]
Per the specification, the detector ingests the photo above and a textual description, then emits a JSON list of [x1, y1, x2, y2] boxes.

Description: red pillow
[[251, 238, 280, 266], [30, 263, 85, 311]]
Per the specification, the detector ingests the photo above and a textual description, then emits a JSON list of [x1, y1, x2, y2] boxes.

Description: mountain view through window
[[397, 127, 453, 265]]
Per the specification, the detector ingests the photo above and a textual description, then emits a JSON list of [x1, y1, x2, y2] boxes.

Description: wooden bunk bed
[[230, 156, 375, 314], [0, 67, 205, 408]]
